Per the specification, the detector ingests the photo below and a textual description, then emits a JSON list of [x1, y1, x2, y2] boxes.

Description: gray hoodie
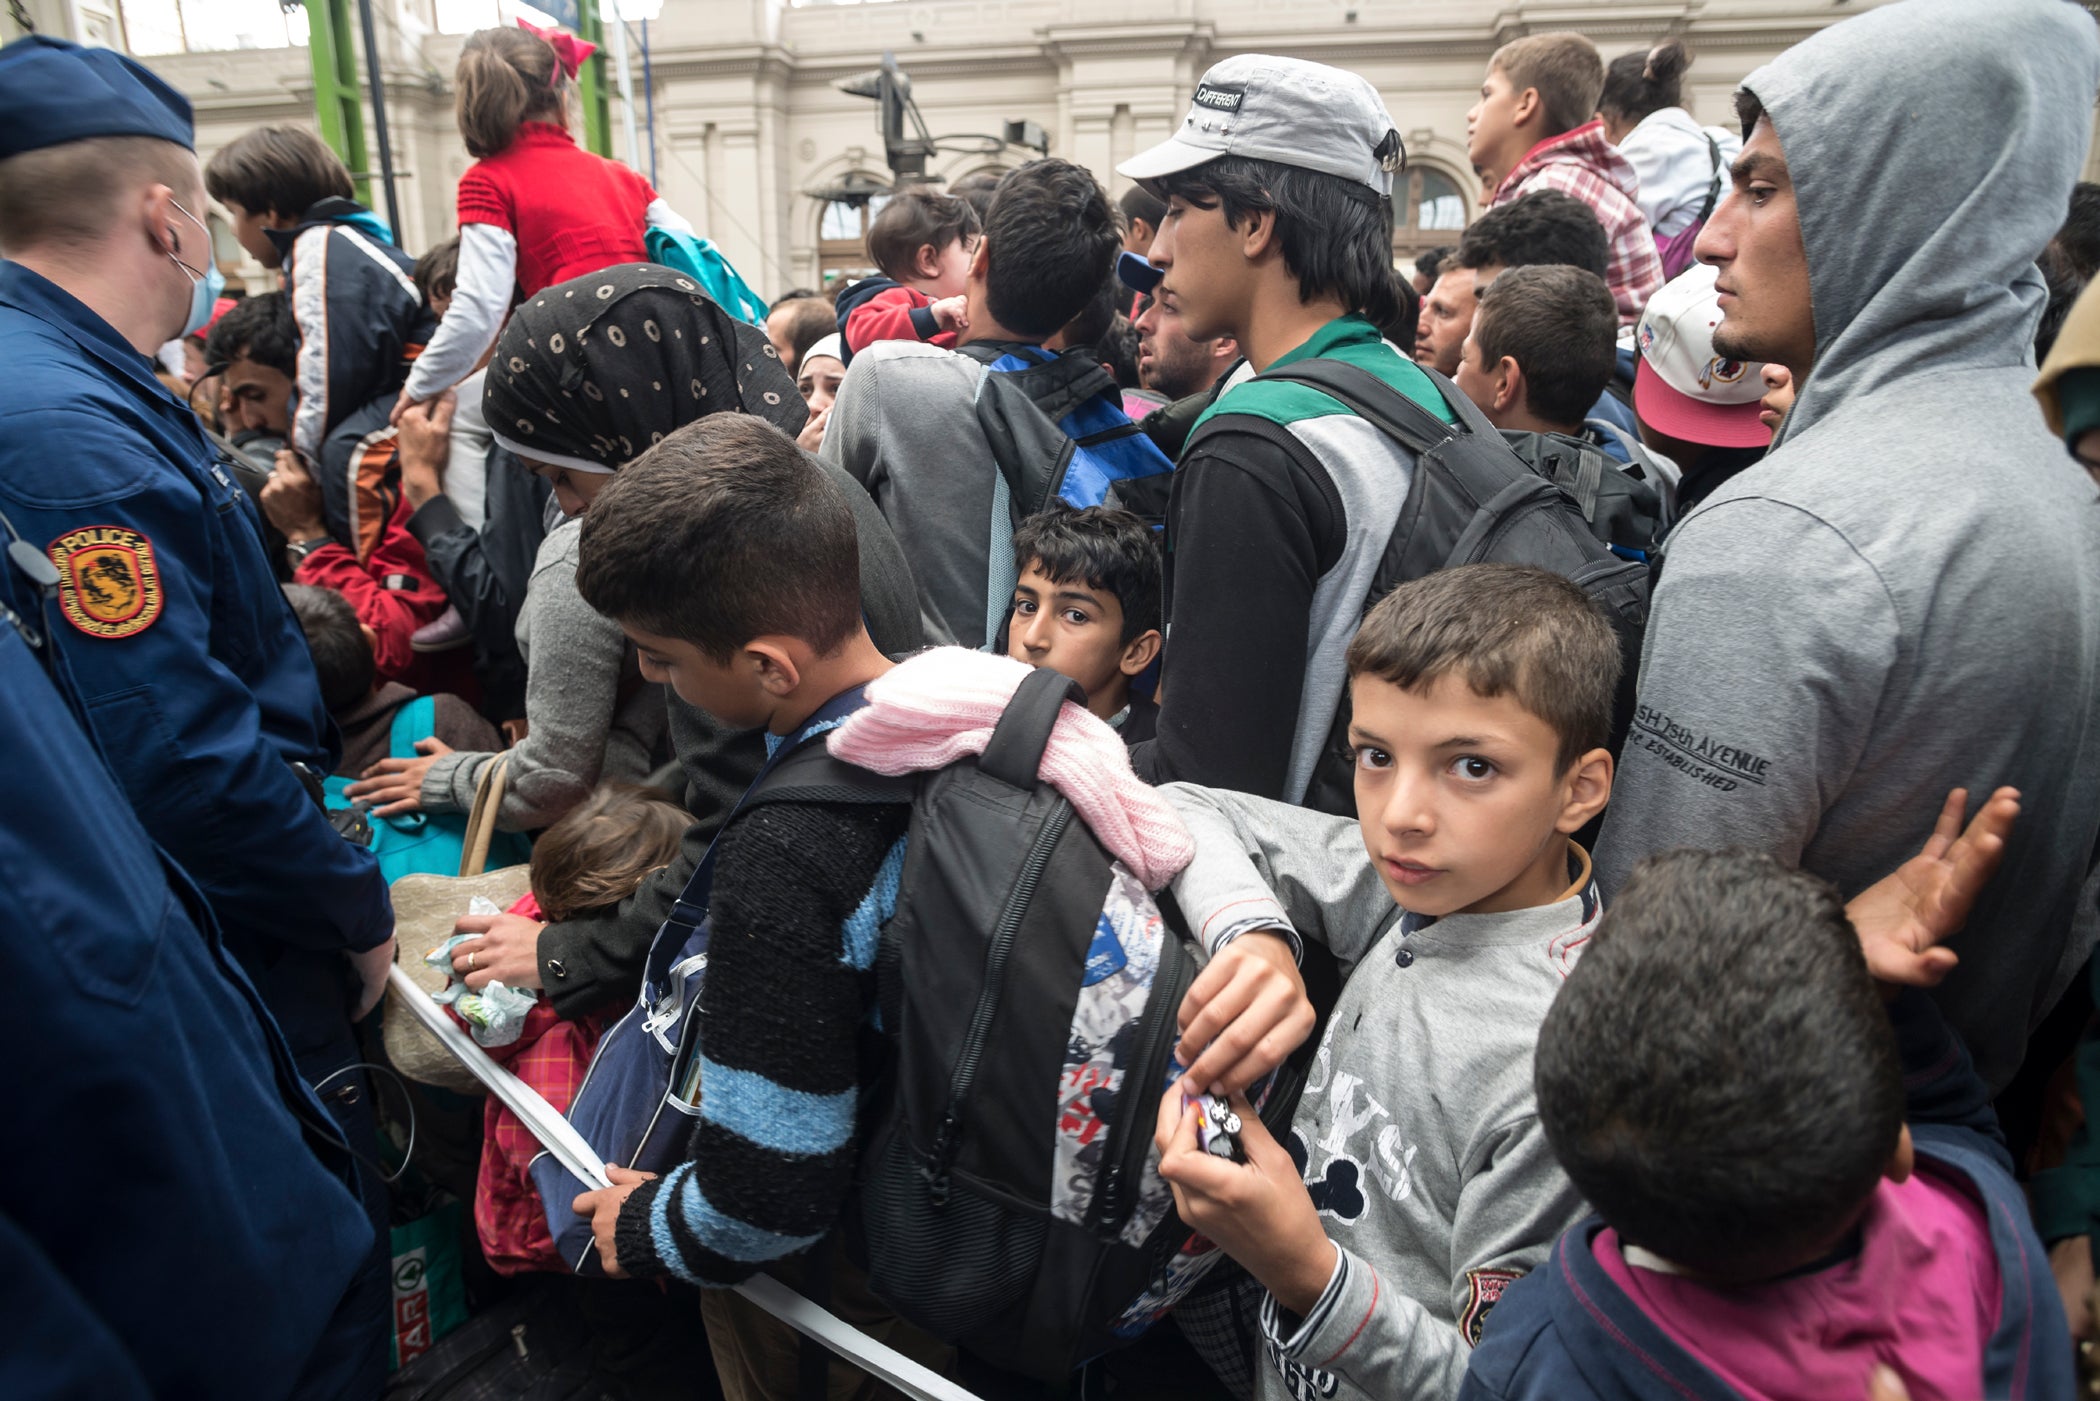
[[1597, 0, 2100, 1092], [1165, 785, 1594, 1401]]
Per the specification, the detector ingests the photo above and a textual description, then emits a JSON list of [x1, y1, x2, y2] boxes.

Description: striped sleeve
[[613, 801, 909, 1285]]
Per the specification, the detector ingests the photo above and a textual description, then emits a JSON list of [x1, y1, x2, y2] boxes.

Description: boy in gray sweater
[[1155, 564, 1620, 1401]]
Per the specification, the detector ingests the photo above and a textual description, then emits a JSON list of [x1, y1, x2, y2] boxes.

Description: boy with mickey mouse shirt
[[1153, 564, 1614, 1401]]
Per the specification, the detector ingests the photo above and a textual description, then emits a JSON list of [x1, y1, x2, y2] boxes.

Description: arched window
[[815, 176, 891, 291], [1394, 165, 1471, 260]]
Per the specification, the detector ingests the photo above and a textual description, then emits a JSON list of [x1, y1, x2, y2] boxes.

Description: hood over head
[[1742, 0, 2100, 445]]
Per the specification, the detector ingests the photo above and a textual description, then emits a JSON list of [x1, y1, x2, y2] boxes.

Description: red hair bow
[[517, 18, 596, 82]]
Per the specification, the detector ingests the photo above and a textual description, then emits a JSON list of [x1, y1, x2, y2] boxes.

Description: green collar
[[1191, 314, 1456, 436]]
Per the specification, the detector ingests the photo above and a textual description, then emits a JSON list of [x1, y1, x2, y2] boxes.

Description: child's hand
[[929, 296, 969, 334], [1155, 1085, 1335, 1316], [449, 911, 546, 991], [1175, 930, 1312, 1097], [572, 1165, 656, 1279], [1846, 786, 2019, 990]]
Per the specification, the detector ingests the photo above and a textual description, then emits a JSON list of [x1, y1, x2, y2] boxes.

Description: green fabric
[[2031, 955, 2100, 1244], [1190, 314, 1458, 436], [387, 1200, 469, 1369], [2057, 366, 2100, 448]]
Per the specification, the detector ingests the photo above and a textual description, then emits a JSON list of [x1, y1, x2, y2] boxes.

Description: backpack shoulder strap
[[1254, 358, 1456, 453], [745, 741, 918, 812], [979, 667, 1087, 791], [388, 693, 437, 757]]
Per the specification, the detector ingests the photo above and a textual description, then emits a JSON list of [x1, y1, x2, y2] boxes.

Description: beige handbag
[[381, 755, 530, 1094]]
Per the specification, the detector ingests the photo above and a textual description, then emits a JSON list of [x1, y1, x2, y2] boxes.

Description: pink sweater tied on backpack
[[827, 647, 1195, 890]]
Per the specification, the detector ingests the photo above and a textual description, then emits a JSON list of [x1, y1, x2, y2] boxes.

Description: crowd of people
[[6, 0, 2100, 1396]]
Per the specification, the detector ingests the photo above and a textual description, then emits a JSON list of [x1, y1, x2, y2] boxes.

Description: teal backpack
[[324, 696, 531, 882], [643, 229, 770, 329]]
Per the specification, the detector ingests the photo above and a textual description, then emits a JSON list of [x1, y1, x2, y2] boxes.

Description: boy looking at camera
[[1153, 564, 1618, 1401], [1007, 504, 1164, 744]]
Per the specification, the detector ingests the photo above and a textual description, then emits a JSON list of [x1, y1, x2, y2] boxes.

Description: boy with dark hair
[[205, 124, 434, 465], [834, 187, 980, 362], [1467, 812, 2069, 1401], [1150, 563, 1619, 1401], [1465, 34, 1661, 324], [283, 581, 497, 776], [1007, 503, 1164, 742], [414, 235, 460, 318], [1119, 183, 1167, 257], [1113, 54, 1457, 805], [1453, 192, 1639, 442], [1455, 190, 1609, 286], [822, 157, 1122, 647], [1455, 264, 1617, 438], [567, 412, 944, 1398]]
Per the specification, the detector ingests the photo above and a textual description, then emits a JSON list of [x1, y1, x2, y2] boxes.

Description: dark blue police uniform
[[0, 37, 394, 1236], [0, 551, 386, 1398]]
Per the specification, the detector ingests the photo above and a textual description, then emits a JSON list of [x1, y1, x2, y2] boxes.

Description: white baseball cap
[[1117, 54, 1403, 199], [1633, 262, 1771, 449]]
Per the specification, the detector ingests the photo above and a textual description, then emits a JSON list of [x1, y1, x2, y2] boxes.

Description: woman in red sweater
[[392, 23, 695, 422]]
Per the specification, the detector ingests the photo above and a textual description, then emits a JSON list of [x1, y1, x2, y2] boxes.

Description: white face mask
[[165, 198, 224, 339]]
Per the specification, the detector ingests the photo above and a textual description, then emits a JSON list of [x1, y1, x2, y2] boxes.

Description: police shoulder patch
[[1461, 1268, 1520, 1347], [48, 525, 164, 639]]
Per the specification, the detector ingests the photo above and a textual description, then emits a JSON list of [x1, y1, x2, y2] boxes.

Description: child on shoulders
[[1151, 563, 1620, 1401], [834, 188, 979, 363], [392, 22, 695, 421], [1007, 504, 1163, 746]]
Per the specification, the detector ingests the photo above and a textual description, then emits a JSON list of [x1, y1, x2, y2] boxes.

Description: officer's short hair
[[0, 135, 200, 256], [282, 583, 373, 713], [576, 415, 862, 662]]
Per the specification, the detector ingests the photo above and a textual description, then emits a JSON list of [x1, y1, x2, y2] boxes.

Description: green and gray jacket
[[1130, 315, 1453, 805]]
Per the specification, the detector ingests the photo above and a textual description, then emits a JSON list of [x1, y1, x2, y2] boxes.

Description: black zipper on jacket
[[1090, 942, 1192, 1235], [926, 799, 1076, 1205]]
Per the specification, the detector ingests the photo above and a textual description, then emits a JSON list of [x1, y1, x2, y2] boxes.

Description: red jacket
[[455, 122, 657, 299], [841, 281, 957, 358], [294, 493, 451, 689]]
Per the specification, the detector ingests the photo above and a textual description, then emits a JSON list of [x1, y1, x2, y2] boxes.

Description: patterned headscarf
[[482, 262, 805, 473]]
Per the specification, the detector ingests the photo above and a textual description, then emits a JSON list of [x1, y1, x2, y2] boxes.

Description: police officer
[[0, 520, 387, 1396], [0, 37, 395, 1239]]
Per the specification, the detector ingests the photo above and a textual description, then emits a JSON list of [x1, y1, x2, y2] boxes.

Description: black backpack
[[1499, 426, 1673, 558], [789, 668, 1282, 1380], [1252, 359, 1651, 818]]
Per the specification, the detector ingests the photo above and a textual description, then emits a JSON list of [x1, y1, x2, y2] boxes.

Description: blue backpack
[[323, 696, 531, 882], [961, 342, 1175, 645], [529, 686, 904, 1273], [643, 228, 771, 329]]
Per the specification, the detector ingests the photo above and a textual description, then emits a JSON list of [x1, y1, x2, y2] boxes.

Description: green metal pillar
[[304, 0, 373, 205], [574, 0, 612, 158]]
